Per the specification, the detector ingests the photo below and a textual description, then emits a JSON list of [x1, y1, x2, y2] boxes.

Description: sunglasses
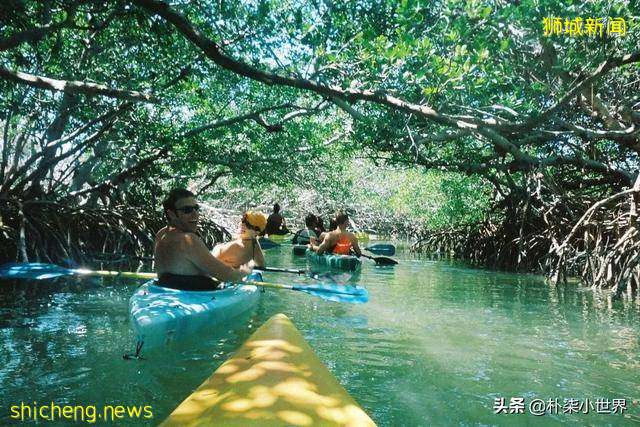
[[175, 204, 200, 214]]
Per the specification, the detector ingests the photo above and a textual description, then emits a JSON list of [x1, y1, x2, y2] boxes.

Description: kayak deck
[[306, 248, 362, 272], [266, 233, 293, 243], [162, 313, 376, 426]]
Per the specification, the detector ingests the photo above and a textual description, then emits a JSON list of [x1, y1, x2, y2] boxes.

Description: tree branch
[[0, 9, 77, 51], [0, 67, 158, 103]]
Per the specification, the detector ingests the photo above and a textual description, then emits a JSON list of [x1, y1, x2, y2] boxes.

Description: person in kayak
[[213, 211, 267, 268], [263, 203, 290, 235], [292, 213, 318, 245], [155, 188, 252, 291], [318, 217, 336, 242], [313, 215, 326, 237], [309, 212, 362, 256]]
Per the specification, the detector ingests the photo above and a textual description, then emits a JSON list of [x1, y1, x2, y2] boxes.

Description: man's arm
[[186, 235, 250, 281], [313, 234, 334, 255], [350, 234, 362, 257], [253, 240, 266, 268]]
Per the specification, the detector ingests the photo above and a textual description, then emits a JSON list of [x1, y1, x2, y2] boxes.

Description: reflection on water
[[1, 248, 639, 425]]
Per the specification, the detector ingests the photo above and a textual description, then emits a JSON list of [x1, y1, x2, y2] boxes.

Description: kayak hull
[[129, 273, 262, 349], [266, 233, 293, 243], [306, 248, 362, 272], [292, 244, 307, 256], [162, 313, 376, 426]]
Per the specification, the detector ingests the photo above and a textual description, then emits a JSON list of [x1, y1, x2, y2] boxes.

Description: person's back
[[264, 203, 289, 235], [155, 227, 202, 276], [213, 211, 266, 268], [332, 231, 354, 255]]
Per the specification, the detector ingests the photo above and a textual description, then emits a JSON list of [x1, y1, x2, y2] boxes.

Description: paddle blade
[[259, 238, 279, 249], [365, 244, 396, 256], [374, 256, 398, 265], [0, 263, 75, 280], [308, 271, 354, 284], [294, 283, 369, 304]]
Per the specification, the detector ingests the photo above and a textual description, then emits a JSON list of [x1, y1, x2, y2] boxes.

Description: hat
[[243, 211, 267, 232]]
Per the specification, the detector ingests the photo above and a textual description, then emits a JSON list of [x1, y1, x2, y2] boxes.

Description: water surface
[[1, 247, 639, 425]]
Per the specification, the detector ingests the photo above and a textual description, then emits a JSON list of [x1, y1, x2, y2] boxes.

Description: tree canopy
[[1, 0, 639, 288]]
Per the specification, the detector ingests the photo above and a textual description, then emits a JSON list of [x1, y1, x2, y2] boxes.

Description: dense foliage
[[0, 0, 638, 289]]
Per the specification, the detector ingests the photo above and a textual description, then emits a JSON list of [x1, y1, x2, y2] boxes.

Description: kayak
[[129, 272, 262, 349], [162, 313, 376, 426], [355, 232, 370, 242], [306, 248, 362, 271], [266, 233, 293, 243], [292, 244, 307, 256]]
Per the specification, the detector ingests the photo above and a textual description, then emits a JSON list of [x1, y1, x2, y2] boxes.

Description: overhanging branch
[[0, 67, 158, 103]]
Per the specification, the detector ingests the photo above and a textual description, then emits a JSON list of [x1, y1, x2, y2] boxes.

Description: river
[[1, 245, 639, 425]]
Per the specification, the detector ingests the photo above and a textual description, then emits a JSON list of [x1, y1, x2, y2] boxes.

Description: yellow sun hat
[[243, 211, 267, 232]]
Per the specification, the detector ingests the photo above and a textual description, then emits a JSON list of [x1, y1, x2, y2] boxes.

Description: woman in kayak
[[155, 188, 251, 290], [309, 212, 362, 257], [213, 211, 267, 268]]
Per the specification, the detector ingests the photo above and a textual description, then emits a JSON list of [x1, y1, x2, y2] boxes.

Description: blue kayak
[[129, 272, 262, 349]]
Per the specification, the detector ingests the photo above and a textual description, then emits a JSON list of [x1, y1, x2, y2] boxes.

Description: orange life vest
[[332, 236, 352, 255]]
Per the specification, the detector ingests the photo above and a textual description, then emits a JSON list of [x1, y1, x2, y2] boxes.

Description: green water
[[1, 247, 639, 425]]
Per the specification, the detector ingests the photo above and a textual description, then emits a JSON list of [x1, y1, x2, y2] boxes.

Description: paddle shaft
[[73, 269, 157, 280], [260, 266, 305, 275], [246, 280, 367, 298]]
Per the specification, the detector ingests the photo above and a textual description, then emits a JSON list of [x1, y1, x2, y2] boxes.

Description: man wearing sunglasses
[[154, 188, 252, 290], [213, 211, 267, 268]]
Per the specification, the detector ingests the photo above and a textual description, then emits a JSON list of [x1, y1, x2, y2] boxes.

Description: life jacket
[[332, 236, 352, 255]]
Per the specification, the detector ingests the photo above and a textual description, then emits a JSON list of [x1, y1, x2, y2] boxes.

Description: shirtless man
[[213, 211, 266, 268], [154, 188, 251, 290], [264, 203, 290, 235], [309, 212, 362, 256]]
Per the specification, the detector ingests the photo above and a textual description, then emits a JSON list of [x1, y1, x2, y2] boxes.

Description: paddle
[[258, 266, 332, 281], [259, 266, 355, 285], [247, 280, 368, 304], [258, 237, 280, 249], [0, 262, 157, 280], [365, 243, 396, 256], [0, 263, 367, 304], [360, 253, 398, 266]]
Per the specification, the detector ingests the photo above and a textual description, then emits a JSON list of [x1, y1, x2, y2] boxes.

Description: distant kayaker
[[154, 188, 251, 290], [292, 213, 319, 245], [309, 212, 362, 256], [213, 211, 267, 268], [264, 203, 290, 235]]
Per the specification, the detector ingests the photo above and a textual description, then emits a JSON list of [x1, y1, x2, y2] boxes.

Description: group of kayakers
[[154, 188, 361, 291], [292, 213, 362, 257]]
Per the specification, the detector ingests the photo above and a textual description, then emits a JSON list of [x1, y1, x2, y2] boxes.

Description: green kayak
[[305, 248, 362, 271]]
